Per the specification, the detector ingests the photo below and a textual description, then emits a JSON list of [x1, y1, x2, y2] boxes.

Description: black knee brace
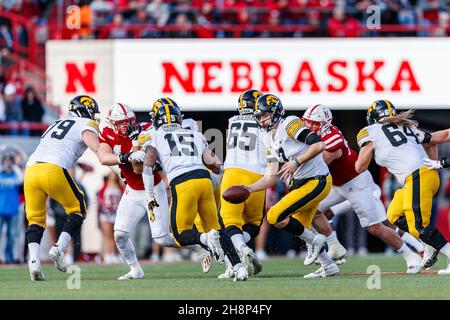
[[219, 229, 241, 266], [62, 214, 84, 237], [177, 230, 201, 247], [284, 218, 305, 236], [419, 226, 447, 251], [224, 225, 242, 237], [394, 216, 409, 233], [26, 224, 45, 245], [242, 224, 260, 240]]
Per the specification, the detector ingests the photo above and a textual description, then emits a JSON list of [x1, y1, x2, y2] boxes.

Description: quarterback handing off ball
[[222, 186, 250, 204]]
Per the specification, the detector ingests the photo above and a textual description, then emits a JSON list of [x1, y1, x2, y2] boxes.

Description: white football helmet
[[302, 104, 333, 135], [107, 103, 136, 136]]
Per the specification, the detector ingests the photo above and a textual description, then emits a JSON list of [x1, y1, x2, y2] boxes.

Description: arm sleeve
[[142, 165, 155, 200], [297, 129, 322, 145], [410, 126, 432, 144]]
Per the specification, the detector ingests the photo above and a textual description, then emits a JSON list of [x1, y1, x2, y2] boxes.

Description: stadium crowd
[[0, 0, 450, 40]]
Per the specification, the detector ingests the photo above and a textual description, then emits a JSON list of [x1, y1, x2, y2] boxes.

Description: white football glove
[[129, 150, 146, 163], [423, 158, 442, 170]]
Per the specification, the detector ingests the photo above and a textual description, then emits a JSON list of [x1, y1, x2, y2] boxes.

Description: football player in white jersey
[[356, 100, 450, 275], [24, 96, 136, 281], [302, 104, 423, 272], [146, 98, 214, 272], [218, 89, 267, 279], [141, 101, 248, 281], [240, 94, 339, 278]]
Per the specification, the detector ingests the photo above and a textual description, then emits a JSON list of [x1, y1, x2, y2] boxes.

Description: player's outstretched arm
[[355, 142, 374, 173], [83, 130, 121, 165], [278, 140, 326, 182], [142, 145, 159, 211], [245, 161, 278, 193], [202, 148, 222, 174], [322, 148, 343, 165], [430, 128, 450, 144]]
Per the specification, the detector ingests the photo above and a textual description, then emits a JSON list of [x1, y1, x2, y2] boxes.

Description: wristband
[[294, 158, 302, 167], [119, 153, 131, 164]]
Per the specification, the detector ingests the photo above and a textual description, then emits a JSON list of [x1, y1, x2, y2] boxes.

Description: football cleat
[[241, 245, 262, 276], [421, 244, 439, 270], [304, 234, 327, 266], [304, 243, 315, 265], [218, 267, 235, 279], [28, 260, 45, 281], [437, 259, 450, 275], [117, 268, 144, 280], [200, 251, 213, 273], [328, 241, 348, 261], [304, 263, 339, 279], [232, 263, 248, 281], [406, 253, 422, 274], [49, 245, 67, 273], [206, 229, 225, 264]]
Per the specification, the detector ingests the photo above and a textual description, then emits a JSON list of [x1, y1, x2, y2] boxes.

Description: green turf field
[[0, 254, 449, 299]]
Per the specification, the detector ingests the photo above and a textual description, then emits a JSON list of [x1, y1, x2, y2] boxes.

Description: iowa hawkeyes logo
[[266, 95, 279, 106], [80, 96, 95, 109], [152, 101, 162, 113], [252, 91, 262, 100]]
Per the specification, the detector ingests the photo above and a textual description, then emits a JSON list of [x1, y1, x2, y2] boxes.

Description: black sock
[[284, 218, 305, 236]]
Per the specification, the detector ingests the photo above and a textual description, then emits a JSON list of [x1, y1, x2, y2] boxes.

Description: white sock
[[299, 228, 315, 244], [397, 243, 416, 260], [326, 230, 337, 242], [56, 231, 72, 252], [28, 242, 40, 261], [243, 231, 251, 243], [115, 230, 138, 266], [200, 233, 208, 246], [231, 234, 246, 252], [401, 232, 424, 253], [439, 243, 450, 258], [317, 251, 334, 266]]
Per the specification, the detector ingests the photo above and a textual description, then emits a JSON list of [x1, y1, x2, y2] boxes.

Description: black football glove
[[127, 123, 142, 140]]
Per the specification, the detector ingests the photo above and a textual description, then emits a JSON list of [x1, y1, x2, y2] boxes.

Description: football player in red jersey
[[98, 102, 175, 280], [302, 104, 425, 273]]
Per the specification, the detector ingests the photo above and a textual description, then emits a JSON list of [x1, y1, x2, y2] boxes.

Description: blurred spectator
[[21, 86, 44, 136], [0, 24, 13, 49], [260, 10, 286, 37], [109, 13, 129, 39], [146, 0, 171, 26], [431, 11, 449, 36], [169, 13, 195, 38], [97, 172, 124, 264], [0, 150, 23, 264], [80, 0, 94, 39], [296, 10, 327, 37], [0, 93, 5, 122], [416, 0, 448, 36], [3, 83, 24, 135], [328, 6, 363, 37]]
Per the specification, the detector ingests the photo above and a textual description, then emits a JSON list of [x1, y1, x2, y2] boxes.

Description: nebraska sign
[[47, 39, 450, 112]]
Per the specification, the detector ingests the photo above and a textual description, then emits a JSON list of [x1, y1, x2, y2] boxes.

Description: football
[[222, 185, 250, 204]]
